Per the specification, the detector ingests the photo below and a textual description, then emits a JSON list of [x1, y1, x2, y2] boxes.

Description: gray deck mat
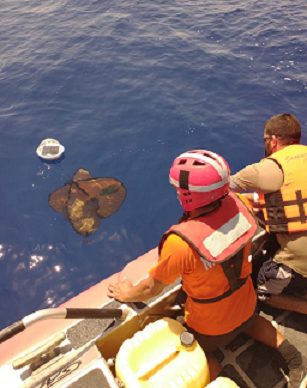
[[67, 279, 181, 349], [67, 301, 121, 349], [66, 279, 307, 387], [67, 369, 110, 388], [216, 304, 307, 388]]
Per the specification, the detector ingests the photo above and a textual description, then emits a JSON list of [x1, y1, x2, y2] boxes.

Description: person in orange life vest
[[230, 114, 307, 315], [108, 150, 302, 386]]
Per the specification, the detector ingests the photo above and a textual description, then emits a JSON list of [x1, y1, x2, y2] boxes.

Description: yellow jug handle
[[136, 345, 179, 380]]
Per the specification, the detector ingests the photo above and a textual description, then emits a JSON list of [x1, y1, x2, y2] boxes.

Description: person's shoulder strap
[[220, 249, 245, 292]]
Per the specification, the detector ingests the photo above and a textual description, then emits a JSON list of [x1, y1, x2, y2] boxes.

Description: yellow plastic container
[[115, 318, 210, 388], [206, 377, 240, 388]]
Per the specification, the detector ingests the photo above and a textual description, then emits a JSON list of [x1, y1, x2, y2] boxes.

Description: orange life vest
[[159, 193, 257, 306], [259, 145, 307, 233]]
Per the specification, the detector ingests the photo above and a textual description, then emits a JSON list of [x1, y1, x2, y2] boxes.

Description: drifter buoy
[[36, 139, 65, 160]]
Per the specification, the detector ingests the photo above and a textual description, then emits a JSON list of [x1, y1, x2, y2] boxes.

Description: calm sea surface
[[0, 0, 307, 329]]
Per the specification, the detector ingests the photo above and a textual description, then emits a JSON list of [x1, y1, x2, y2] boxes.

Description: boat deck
[[216, 304, 307, 388], [1, 246, 306, 388], [63, 291, 307, 388]]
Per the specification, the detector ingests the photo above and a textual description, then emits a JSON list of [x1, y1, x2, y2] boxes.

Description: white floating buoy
[[36, 139, 65, 160]]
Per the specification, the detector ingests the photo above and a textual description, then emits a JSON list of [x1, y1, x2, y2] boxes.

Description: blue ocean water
[[0, 0, 306, 330]]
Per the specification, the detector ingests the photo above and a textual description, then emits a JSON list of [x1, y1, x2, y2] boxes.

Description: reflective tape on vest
[[203, 212, 252, 258]]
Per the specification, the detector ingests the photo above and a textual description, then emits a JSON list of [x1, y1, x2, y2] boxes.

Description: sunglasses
[[263, 136, 272, 143], [263, 134, 282, 143]]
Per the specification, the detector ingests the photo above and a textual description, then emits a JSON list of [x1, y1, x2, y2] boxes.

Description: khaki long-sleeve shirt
[[232, 158, 307, 277]]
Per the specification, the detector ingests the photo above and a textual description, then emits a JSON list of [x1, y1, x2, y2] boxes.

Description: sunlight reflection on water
[[0, 0, 306, 329]]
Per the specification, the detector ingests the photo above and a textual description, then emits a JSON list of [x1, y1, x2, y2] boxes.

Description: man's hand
[[107, 275, 166, 303], [242, 193, 254, 202], [107, 278, 134, 302], [242, 192, 261, 212]]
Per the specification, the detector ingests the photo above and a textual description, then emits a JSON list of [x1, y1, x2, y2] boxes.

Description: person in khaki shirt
[[230, 113, 307, 315]]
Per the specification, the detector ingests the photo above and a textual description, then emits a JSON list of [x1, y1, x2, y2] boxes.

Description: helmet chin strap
[[178, 200, 221, 223]]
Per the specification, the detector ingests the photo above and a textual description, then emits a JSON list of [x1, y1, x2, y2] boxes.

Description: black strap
[[220, 249, 244, 293], [259, 195, 307, 208], [233, 250, 244, 279], [259, 190, 307, 232], [179, 170, 190, 190], [258, 191, 284, 209], [296, 190, 307, 224], [221, 261, 240, 293], [264, 216, 306, 225], [191, 277, 248, 304], [191, 250, 246, 304]]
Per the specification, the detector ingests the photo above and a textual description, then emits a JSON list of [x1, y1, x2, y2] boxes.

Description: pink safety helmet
[[169, 150, 230, 211]]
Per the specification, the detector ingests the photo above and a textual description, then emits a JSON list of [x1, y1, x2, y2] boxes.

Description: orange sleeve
[[149, 234, 197, 284]]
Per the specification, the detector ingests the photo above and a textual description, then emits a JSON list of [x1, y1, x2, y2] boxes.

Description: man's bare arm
[[107, 276, 167, 303]]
